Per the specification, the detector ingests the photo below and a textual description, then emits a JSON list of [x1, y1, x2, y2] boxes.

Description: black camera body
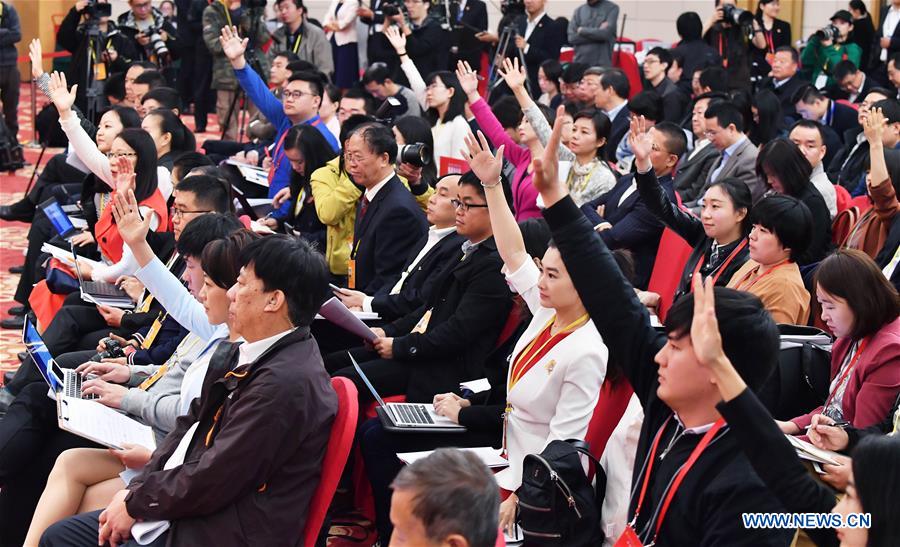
[[722, 3, 753, 26], [84, 0, 112, 19], [243, 0, 268, 9], [382, 0, 403, 18], [398, 143, 431, 167], [815, 24, 840, 42], [142, 24, 170, 59], [501, 0, 525, 17], [91, 338, 125, 362]]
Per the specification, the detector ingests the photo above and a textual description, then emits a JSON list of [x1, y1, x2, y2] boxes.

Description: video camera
[[501, 0, 525, 17], [815, 24, 840, 42], [83, 0, 112, 19], [721, 3, 753, 26]]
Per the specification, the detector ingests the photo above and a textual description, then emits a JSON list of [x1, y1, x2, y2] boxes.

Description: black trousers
[[193, 40, 214, 131], [0, 64, 20, 140], [359, 417, 500, 542], [39, 510, 167, 547], [325, 346, 410, 407], [0, 382, 99, 546], [5, 153, 87, 221]]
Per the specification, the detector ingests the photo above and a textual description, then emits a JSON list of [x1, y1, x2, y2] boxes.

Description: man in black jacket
[[387, 0, 449, 84], [505, 0, 565, 97], [327, 170, 513, 405], [450, 0, 488, 72], [116, 0, 178, 68], [643, 47, 689, 124], [674, 92, 726, 203], [596, 68, 631, 163], [793, 84, 859, 145], [335, 174, 465, 321], [0, 0, 21, 141], [529, 115, 793, 547], [758, 46, 808, 122], [344, 123, 429, 295]]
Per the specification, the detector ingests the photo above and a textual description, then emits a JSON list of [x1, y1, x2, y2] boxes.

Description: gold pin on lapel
[[545, 359, 556, 373]]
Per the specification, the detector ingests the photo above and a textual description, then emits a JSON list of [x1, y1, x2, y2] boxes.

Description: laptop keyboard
[[394, 404, 435, 425], [64, 372, 98, 400], [84, 281, 128, 298]]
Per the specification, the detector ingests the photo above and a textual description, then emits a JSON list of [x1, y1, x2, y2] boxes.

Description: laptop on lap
[[22, 318, 96, 400]]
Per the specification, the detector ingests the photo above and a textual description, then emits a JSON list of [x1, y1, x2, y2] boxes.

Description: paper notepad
[[225, 159, 269, 187], [397, 447, 509, 469], [41, 243, 103, 270], [57, 396, 156, 450], [785, 434, 841, 465]]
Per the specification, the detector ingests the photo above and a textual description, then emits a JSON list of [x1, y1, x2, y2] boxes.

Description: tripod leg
[[24, 145, 47, 195]]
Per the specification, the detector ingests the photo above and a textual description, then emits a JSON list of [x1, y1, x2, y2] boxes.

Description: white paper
[[460, 378, 491, 394], [316, 297, 379, 341], [503, 524, 524, 544], [397, 447, 509, 469], [785, 434, 841, 465], [225, 159, 269, 187], [57, 396, 156, 450], [70, 217, 88, 230], [41, 243, 103, 269], [131, 521, 170, 545]]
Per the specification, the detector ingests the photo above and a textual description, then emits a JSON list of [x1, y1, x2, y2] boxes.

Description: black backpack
[[516, 439, 606, 546]]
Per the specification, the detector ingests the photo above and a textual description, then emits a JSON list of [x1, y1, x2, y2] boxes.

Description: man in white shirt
[[789, 120, 838, 219], [880, 0, 900, 62], [511, 0, 565, 96]]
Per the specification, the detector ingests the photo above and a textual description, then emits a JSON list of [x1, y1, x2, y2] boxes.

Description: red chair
[[852, 194, 872, 214], [834, 184, 852, 215], [646, 228, 693, 322], [584, 379, 635, 463], [302, 377, 359, 545], [836, 99, 859, 111], [612, 50, 641, 100]]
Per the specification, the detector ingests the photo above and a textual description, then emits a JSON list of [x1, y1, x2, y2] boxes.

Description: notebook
[[57, 396, 156, 450]]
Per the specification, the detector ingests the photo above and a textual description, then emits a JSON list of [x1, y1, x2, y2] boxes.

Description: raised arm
[[220, 26, 288, 128], [385, 26, 426, 107], [463, 131, 529, 274]]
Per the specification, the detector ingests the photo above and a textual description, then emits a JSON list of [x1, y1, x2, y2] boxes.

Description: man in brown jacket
[[40, 235, 337, 546]]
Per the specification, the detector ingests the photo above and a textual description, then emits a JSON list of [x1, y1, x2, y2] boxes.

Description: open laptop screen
[[23, 318, 64, 392], [39, 198, 77, 239]]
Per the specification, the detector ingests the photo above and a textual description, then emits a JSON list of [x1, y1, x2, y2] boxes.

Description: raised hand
[[110, 190, 153, 249], [219, 25, 248, 68], [29, 38, 44, 80], [383, 25, 407, 54], [462, 131, 504, 186], [629, 115, 653, 172], [112, 155, 136, 194], [862, 107, 885, 145], [498, 57, 527, 92], [48, 71, 77, 116], [690, 273, 726, 369], [531, 105, 567, 206], [455, 60, 480, 101]]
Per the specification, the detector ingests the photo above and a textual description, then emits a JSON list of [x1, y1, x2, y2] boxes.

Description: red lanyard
[[690, 239, 748, 290], [267, 131, 290, 185], [718, 34, 728, 68], [765, 29, 775, 54], [630, 417, 727, 543], [823, 339, 869, 410], [732, 259, 792, 292]]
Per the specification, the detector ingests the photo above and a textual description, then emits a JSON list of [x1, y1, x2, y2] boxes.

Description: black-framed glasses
[[451, 199, 488, 212], [283, 90, 316, 100], [171, 207, 211, 219]]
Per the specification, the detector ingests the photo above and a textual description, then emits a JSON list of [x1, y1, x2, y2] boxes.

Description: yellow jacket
[[310, 157, 434, 276]]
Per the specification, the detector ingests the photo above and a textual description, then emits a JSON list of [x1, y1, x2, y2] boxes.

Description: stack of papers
[[785, 434, 842, 465], [57, 396, 156, 450], [41, 243, 102, 270], [225, 159, 269, 187], [397, 447, 509, 469], [315, 297, 380, 341]]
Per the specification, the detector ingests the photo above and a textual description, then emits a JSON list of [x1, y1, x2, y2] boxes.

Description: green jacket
[[800, 37, 861, 88], [268, 20, 334, 76], [202, 3, 270, 91]]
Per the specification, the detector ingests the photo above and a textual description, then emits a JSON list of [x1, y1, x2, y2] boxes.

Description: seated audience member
[[337, 88, 373, 124], [614, 90, 663, 171], [748, 90, 785, 147], [319, 83, 341, 141], [642, 47, 689, 124], [685, 276, 900, 547], [219, 25, 340, 219], [458, 60, 553, 220], [327, 169, 513, 405], [756, 138, 833, 264], [141, 109, 197, 172], [793, 84, 859, 145], [0, 214, 242, 547], [384, 26, 470, 166], [559, 61, 589, 106], [674, 92, 728, 203], [827, 89, 894, 190], [787, 121, 839, 217], [582, 120, 687, 289], [335, 175, 465, 321], [40, 236, 336, 547], [595, 68, 631, 163], [726, 194, 812, 324], [667, 51, 689, 98], [537, 59, 563, 109], [342, 123, 429, 293], [834, 59, 876, 104], [130, 70, 166, 116], [500, 59, 617, 208], [23, 227, 256, 546], [389, 449, 500, 547], [265, 125, 339, 250], [527, 114, 793, 546], [778, 249, 900, 435], [758, 46, 808, 122], [697, 65, 729, 95], [888, 52, 900, 100], [362, 62, 423, 120], [686, 101, 762, 210], [139, 87, 183, 116], [798, 9, 860, 89], [842, 108, 900, 260], [243, 51, 297, 143]]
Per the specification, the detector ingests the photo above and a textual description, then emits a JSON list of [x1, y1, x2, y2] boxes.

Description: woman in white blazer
[[322, 0, 359, 89], [434, 133, 640, 537]]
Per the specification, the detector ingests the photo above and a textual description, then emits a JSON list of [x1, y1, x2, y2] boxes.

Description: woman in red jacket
[[780, 249, 900, 434]]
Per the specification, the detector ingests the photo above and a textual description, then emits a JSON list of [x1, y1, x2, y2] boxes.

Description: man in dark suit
[[506, 0, 565, 97], [595, 68, 631, 163], [335, 174, 466, 321], [876, 0, 900, 66], [358, 1, 402, 80], [793, 84, 860, 145], [674, 92, 728, 203], [642, 47, 690, 124], [758, 46, 808, 122], [344, 123, 429, 295], [581, 122, 687, 289], [834, 59, 876, 103], [449, 0, 488, 72], [327, 170, 513, 405]]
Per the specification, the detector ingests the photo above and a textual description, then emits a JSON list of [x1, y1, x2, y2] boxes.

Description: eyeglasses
[[426, 83, 447, 91], [283, 90, 316, 100], [171, 207, 211, 219], [106, 152, 137, 159], [451, 199, 488, 212], [132, 2, 152, 9]]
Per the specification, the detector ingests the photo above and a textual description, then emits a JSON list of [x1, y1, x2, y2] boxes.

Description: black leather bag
[[516, 439, 605, 546], [758, 325, 833, 420]]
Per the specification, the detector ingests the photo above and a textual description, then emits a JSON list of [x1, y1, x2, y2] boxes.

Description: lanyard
[[630, 416, 727, 543], [290, 30, 303, 53], [765, 29, 775, 54], [718, 34, 728, 68], [267, 130, 290, 185], [823, 338, 869, 410], [732, 259, 792, 291], [507, 313, 589, 393], [690, 238, 748, 288]]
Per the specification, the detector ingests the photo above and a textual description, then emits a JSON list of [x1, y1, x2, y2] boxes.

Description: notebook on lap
[[350, 354, 466, 433]]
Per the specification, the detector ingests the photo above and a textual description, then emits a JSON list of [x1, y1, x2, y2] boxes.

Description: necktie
[[358, 196, 370, 220]]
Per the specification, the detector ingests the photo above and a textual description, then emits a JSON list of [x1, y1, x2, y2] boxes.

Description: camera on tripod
[[721, 3, 753, 26], [815, 24, 840, 42], [398, 143, 431, 168], [500, 0, 525, 16], [83, 0, 112, 19]]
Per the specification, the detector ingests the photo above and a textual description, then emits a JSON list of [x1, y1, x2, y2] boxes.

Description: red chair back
[[836, 99, 859, 111], [831, 206, 859, 246], [646, 228, 693, 321], [302, 377, 359, 545], [611, 50, 642, 100], [852, 194, 872, 214], [834, 184, 852, 215], [584, 379, 635, 463]]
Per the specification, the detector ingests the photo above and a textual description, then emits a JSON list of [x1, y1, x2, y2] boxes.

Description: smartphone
[[329, 283, 343, 292]]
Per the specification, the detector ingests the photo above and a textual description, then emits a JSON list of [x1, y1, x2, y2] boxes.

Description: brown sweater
[[727, 259, 810, 325], [844, 177, 900, 259]]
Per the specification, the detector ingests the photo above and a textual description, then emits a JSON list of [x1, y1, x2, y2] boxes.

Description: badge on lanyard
[[411, 309, 433, 334], [140, 313, 166, 349]]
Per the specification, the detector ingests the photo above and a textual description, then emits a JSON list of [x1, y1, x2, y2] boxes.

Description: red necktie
[[359, 196, 370, 220]]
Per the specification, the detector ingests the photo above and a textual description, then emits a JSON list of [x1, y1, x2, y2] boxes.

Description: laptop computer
[[69, 243, 135, 308], [22, 318, 96, 400], [39, 197, 80, 240], [350, 354, 466, 433]]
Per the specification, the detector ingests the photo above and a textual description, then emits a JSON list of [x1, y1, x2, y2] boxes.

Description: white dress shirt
[[883, 6, 900, 61], [524, 11, 546, 42], [810, 164, 838, 219], [364, 172, 395, 203]]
